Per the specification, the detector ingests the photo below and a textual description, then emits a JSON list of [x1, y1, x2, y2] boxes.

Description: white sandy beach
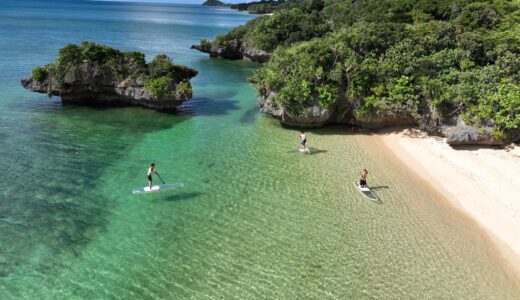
[[380, 129, 520, 262]]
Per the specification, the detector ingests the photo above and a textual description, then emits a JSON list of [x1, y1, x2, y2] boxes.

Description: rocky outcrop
[[242, 46, 270, 63], [442, 118, 520, 146], [258, 90, 416, 128], [420, 106, 519, 146], [257, 91, 519, 146], [21, 43, 197, 110], [22, 65, 190, 109], [191, 40, 270, 63], [257, 91, 350, 127], [356, 113, 416, 129]]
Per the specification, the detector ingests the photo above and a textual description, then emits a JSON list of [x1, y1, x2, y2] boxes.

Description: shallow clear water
[[0, 0, 519, 298]]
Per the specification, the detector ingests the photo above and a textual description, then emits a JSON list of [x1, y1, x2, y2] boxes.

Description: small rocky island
[[22, 42, 198, 109], [202, 0, 228, 6]]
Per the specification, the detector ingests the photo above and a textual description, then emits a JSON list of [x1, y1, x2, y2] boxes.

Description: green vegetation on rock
[[216, 2, 328, 52], [143, 54, 195, 98], [31, 66, 49, 82], [31, 41, 197, 99], [230, 0, 299, 14], [222, 0, 520, 137], [48, 42, 148, 84], [144, 77, 175, 98], [148, 54, 198, 82]]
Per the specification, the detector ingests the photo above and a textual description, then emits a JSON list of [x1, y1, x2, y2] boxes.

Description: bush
[[123, 51, 147, 79], [147, 54, 198, 81], [80, 41, 121, 64], [144, 77, 174, 98], [211, 7, 328, 52], [171, 65, 198, 82], [177, 81, 192, 96], [31, 66, 48, 82], [252, 35, 352, 114], [148, 54, 174, 77], [466, 81, 520, 131], [124, 51, 145, 64], [57, 44, 82, 65]]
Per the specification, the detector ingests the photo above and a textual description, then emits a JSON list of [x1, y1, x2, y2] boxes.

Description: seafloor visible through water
[[0, 0, 519, 298]]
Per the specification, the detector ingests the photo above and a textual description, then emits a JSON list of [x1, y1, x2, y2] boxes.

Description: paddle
[[155, 172, 166, 184]]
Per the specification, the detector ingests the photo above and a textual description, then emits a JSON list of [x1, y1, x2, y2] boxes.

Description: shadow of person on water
[[162, 192, 203, 202], [369, 186, 390, 190], [308, 148, 328, 155]]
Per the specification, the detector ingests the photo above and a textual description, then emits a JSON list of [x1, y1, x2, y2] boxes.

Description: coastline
[[372, 128, 520, 276]]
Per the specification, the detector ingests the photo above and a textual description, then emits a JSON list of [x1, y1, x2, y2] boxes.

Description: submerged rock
[[22, 42, 197, 109]]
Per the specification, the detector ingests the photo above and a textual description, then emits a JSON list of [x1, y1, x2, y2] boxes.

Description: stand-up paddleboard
[[287, 148, 313, 154], [132, 183, 184, 194], [354, 181, 379, 202]]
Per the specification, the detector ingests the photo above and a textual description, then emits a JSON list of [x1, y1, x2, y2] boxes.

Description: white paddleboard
[[287, 148, 313, 154], [132, 183, 184, 194], [354, 181, 379, 202]]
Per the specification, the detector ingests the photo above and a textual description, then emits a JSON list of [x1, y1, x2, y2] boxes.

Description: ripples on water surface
[[0, 0, 519, 298]]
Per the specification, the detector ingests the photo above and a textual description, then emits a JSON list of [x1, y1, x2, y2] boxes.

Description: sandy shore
[[379, 129, 520, 263]]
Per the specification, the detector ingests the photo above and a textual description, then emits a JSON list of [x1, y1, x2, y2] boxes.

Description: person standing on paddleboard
[[360, 169, 368, 188], [299, 131, 310, 153], [147, 163, 157, 189]]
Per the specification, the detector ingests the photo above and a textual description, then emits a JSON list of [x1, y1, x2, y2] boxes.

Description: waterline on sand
[[374, 128, 520, 278]]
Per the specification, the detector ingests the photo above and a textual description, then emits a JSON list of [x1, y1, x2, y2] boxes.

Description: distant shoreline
[[376, 128, 520, 277]]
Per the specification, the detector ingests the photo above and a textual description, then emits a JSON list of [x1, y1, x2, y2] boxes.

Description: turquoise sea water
[[0, 0, 519, 298]]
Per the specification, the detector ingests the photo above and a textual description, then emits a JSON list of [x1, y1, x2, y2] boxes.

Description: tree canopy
[[32, 42, 198, 98], [218, 0, 520, 137]]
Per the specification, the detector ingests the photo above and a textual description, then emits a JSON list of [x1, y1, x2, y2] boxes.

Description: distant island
[[22, 42, 198, 109], [193, 0, 520, 146], [202, 0, 282, 13], [202, 0, 228, 7]]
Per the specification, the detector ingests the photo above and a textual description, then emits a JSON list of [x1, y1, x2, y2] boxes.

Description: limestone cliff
[[191, 40, 270, 63], [257, 90, 518, 146]]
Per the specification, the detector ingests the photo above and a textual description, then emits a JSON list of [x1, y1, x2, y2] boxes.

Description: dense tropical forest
[[206, 0, 520, 141], [229, 0, 296, 13]]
